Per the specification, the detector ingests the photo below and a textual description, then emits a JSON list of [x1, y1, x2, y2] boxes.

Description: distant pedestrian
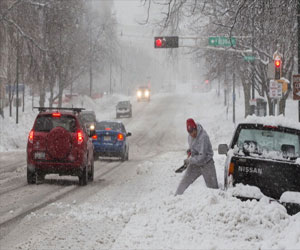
[[175, 118, 218, 195]]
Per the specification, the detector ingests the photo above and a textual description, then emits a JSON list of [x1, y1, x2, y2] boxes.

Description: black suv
[[116, 101, 132, 118], [27, 107, 95, 186], [81, 110, 97, 131], [218, 117, 300, 215]]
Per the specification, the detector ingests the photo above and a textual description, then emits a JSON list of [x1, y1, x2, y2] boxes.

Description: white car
[[136, 87, 150, 102]]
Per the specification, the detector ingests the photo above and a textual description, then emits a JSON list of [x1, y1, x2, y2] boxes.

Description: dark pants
[[175, 159, 218, 195]]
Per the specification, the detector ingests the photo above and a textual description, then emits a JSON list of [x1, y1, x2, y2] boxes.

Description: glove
[[184, 158, 190, 166], [187, 149, 191, 157]]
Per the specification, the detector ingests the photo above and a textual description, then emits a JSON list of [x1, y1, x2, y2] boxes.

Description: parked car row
[[27, 106, 132, 186]]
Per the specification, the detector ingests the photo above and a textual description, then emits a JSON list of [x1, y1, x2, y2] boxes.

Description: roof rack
[[33, 107, 85, 113]]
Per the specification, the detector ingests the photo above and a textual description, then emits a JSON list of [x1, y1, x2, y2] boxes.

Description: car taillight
[[105, 128, 111, 131], [77, 130, 84, 144], [52, 112, 61, 117], [228, 162, 235, 175], [28, 130, 34, 143], [92, 134, 97, 140], [263, 125, 278, 129], [117, 133, 124, 141]]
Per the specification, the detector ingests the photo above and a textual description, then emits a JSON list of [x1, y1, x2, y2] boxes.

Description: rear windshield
[[34, 115, 77, 132], [118, 101, 129, 105], [234, 128, 300, 159], [117, 101, 129, 106], [96, 122, 125, 132]]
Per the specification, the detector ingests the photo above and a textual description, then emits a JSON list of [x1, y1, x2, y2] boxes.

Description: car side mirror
[[127, 132, 132, 137], [218, 144, 228, 155]]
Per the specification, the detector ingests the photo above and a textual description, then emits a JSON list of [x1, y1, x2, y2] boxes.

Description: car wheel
[[126, 151, 129, 161], [121, 152, 126, 162], [88, 158, 94, 182], [36, 172, 45, 184], [27, 168, 36, 184], [79, 165, 88, 186]]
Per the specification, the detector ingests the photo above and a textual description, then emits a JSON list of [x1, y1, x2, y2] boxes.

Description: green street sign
[[208, 36, 236, 47], [244, 55, 255, 61]]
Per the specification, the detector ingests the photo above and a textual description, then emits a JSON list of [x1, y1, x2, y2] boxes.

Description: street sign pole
[[251, 17, 255, 101], [269, 80, 279, 115], [233, 71, 236, 124], [277, 83, 283, 116]]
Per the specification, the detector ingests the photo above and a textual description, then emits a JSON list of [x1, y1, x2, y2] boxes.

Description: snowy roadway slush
[[0, 90, 300, 249]]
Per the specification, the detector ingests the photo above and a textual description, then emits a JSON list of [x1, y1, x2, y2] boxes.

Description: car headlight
[[137, 91, 142, 97], [144, 90, 149, 97]]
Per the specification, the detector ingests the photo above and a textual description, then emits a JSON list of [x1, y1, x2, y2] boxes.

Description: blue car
[[92, 120, 131, 161]]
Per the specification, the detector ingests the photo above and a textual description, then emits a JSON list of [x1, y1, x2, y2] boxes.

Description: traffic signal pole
[[298, 0, 300, 122], [251, 17, 255, 101]]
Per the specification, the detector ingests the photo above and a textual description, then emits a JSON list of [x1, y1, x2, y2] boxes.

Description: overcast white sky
[[113, 0, 161, 45], [113, 0, 148, 26]]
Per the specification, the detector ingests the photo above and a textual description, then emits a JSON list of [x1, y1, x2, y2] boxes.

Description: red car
[[27, 107, 95, 186]]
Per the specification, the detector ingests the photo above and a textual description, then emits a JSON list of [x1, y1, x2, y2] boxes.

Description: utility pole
[[298, 0, 300, 122], [224, 54, 227, 106], [120, 44, 123, 93], [109, 62, 112, 94], [217, 65, 220, 97], [22, 85, 25, 112], [16, 31, 19, 124], [89, 26, 93, 97]]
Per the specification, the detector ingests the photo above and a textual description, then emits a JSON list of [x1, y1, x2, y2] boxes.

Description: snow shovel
[[175, 164, 187, 173], [175, 150, 191, 173]]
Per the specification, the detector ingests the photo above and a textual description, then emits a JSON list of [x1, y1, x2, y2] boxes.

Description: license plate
[[104, 136, 111, 141], [35, 152, 45, 159]]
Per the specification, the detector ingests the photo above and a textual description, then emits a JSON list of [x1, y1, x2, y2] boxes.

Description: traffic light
[[154, 36, 179, 48], [274, 58, 281, 80]]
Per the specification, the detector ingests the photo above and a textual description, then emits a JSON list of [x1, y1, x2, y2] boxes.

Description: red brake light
[[52, 112, 61, 117], [92, 134, 97, 140], [117, 133, 124, 141], [263, 125, 278, 129], [77, 130, 84, 144], [28, 130, 34, 143], [228, 162, 235, 176], [105, 128, 111, 131]]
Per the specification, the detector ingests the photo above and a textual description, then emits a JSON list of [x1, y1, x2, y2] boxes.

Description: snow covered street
[[0, 89, 300, 249]]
